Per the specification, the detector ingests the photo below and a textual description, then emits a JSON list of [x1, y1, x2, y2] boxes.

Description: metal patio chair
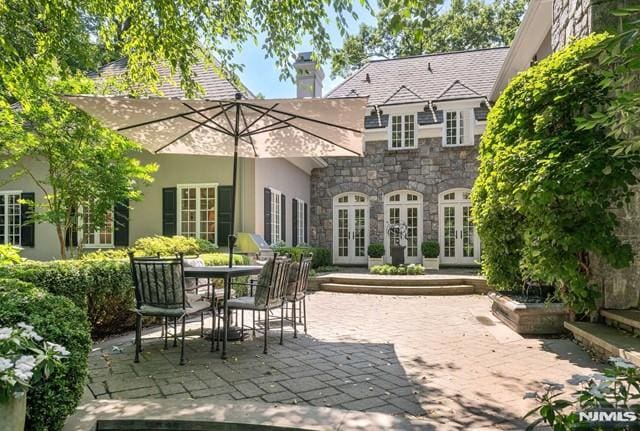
[[129, 253, 211, 365], [227, 254, 291, 354], [285, 253, 313, 338]]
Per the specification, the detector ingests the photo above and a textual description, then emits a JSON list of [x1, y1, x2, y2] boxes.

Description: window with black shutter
[[113, 200, 129, 247], [292, 198, 298, 246], [20, 192, 35, 247], [162, 187, 177, 236], [217, 186, 233, 246]]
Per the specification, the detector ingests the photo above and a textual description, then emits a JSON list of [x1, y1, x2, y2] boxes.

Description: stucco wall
[[0, 153, 256, 260], [254, 158, 311, 246], [310, 136, 480, 250]]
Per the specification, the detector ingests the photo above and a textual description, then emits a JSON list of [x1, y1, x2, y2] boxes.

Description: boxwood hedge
[[0, 278, 91, 431]]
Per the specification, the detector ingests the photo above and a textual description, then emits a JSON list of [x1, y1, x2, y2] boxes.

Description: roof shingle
[[327, 47, 509, 106]]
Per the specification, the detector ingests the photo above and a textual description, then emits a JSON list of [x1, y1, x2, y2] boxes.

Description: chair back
[[266, 255, 291, 307], [129, 253, 186, 310], [293, 253, 313, 299]]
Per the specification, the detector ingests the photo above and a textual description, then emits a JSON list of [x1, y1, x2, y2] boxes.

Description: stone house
[[309, 48, 509, 265]]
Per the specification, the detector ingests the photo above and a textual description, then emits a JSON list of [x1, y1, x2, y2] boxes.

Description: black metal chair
[[285, 253, 313, 338], [227, 254, 291, 354], [129, 252, 211, 365]]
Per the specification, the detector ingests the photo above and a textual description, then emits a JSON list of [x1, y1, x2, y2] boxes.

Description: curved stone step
[[601, 309, 640, 334], [565, 321, 640, 367], [319, 283, 476, 295]]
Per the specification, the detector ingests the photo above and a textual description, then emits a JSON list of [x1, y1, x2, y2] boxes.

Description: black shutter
[[264, 188, 271, 244], [114, 200, 129, 246], [65, 207, 78, 247], [281, 194, 286, 243], [162, 187, 177, 236], [304, 202, 308, 244], [292, 198, 298, 247], [217, 186, 233, 247], [20, 192, 35, 247]]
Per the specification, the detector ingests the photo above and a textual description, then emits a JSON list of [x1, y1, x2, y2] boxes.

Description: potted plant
[[421, 240, 440, 270], [386, 222, 407, 266], [367, 243, 385, 269], [0, 323, 70, 431]]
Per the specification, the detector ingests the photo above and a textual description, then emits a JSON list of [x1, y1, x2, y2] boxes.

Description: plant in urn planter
[[386, 222, 407, 266], [0, 323, 70, 431], [367, 243, 385, 270], [421, 241, 440, 270]]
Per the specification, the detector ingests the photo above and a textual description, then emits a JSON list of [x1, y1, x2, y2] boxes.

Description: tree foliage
[[0, 0, 367, 96], [0, 60, 157, 258], [331, 0, 526, 77], [472, 34, 640, 313]]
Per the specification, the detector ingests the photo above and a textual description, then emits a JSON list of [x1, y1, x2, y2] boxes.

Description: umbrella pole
[[228, 103, 241, 268]]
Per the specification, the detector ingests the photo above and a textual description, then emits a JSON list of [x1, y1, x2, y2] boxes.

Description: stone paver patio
[[87, 293, 600, 430]]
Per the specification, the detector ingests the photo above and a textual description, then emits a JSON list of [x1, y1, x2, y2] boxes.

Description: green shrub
[[81, 235, 218, 260], [0, 259, 133, 338], [473, 34, 639, 313], [370, 264, 424, 275], [271, 245, 331, 268], [0, 244, 22, 265], [367, 243, 385, 258], [0, 278, 91, 431], [200, 253, 249, 266], [421, 241, 439, 258]]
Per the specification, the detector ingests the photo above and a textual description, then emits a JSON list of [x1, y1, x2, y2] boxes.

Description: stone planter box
[[489, 292, 569, 335], [368, 257, 383, 270], [0, 395, 26, 431], [422, 257, 439, 270]]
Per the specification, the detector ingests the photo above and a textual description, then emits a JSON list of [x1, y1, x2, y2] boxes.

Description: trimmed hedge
[[0, 253, 249, 338], [271, 245, 331, 268], [0, 278, 91, 431], [367, 243, 385, 258]]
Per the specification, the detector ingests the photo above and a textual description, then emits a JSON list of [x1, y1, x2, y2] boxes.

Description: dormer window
[[389, 114, 416, 149], [443, 110, 473, 146]]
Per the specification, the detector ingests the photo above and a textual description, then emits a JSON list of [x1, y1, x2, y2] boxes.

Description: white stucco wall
[[254, 158, 311, 246]]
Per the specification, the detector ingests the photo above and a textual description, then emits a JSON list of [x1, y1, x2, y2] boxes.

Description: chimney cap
[[295, 52, 314, 63]]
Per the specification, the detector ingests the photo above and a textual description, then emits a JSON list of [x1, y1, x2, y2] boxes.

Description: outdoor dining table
[[183, 265, 263, 359]]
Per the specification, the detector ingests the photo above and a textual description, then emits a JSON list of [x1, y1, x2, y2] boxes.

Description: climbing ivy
[[472, 34, 640, 313]]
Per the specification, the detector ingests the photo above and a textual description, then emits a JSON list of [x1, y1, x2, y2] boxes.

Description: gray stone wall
[[552, 0, 592, 51], [310, 136, 480, 250]]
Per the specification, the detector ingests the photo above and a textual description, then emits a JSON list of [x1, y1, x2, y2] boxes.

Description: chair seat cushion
[[286, 291, 306, 302], [227, 296, 282, 310], [135, 296, 211, 317]]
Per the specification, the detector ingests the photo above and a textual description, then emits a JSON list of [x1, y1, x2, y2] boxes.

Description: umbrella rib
[[242, 123, 290, 137], [241, 104, 361, 155], [182, 116, 236, 136], [183, 102, 235, 135], [237, 102, 280, 136], [238, 100, 363, 134], [153, 110, 225, 154], [116, 102, 233, 132], [239, 110, 296, 137], [239, 108, 258, 157], [219, 101, 237, 136]]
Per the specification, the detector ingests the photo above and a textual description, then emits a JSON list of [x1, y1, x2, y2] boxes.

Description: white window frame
[[270, 188, 282, 245], [0, 191, 22, 246], [443, 109, 474, 147], [296, 198, 305, 245], [388, 113, 417, 150], [177, 183, 218, 245], [79, 206, 114, 248]]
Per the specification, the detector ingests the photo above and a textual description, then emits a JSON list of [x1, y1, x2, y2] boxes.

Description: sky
[[229, 2, 377, 99]]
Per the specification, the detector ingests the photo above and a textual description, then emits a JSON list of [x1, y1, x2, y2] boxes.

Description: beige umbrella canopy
[[63, 93, 368, 265]]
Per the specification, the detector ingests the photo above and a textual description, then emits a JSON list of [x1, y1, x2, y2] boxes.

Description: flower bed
[[370, 264, 424, 275]]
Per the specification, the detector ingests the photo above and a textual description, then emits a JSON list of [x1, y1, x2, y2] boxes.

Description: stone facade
[[310, 136, 480, 251], [552, 0, 592, 51]]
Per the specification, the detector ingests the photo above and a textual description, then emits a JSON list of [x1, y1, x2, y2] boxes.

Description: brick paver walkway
[[88, 293, 599, 430]]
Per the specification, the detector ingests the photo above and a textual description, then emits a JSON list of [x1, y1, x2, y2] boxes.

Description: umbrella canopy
[[63, 95, 367, 158], [63, 94, 368, 266]]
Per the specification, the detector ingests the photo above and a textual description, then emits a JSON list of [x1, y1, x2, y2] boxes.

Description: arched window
[[332, 193, 369, 264], [383, 190, 423, 263], [438, 188, 479, 265]]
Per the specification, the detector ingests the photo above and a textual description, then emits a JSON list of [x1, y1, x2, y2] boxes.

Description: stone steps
[[601, 309, 640, 335], [564, 321, 640, 367], [318, 282, 476, 296]]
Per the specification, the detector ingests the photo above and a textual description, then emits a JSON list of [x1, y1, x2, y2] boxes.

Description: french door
[[384, 191, 423, 265], [439, 189, 480, 265], [333, 193, 369, 265]]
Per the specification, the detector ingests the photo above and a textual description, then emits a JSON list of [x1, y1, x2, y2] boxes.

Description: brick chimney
[[294, 52, 324, 98]]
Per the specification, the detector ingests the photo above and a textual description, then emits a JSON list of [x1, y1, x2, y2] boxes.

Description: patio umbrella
[[63, 93, 367, 266]]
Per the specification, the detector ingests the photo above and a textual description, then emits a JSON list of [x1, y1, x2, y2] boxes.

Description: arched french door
[[332, 193, 369, 265], [438, 189, 480, 265], [384, 191, 423, 264]]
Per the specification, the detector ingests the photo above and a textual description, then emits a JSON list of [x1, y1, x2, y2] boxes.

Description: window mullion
[[195, 186, 201, 239]]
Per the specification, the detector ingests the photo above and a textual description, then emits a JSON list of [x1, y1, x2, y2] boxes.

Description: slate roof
[[327, 47, 509, 106], [91, 57, 248, 99]]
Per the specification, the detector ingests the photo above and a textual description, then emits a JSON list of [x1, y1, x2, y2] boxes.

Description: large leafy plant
[[473, 34, 640, 313]]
